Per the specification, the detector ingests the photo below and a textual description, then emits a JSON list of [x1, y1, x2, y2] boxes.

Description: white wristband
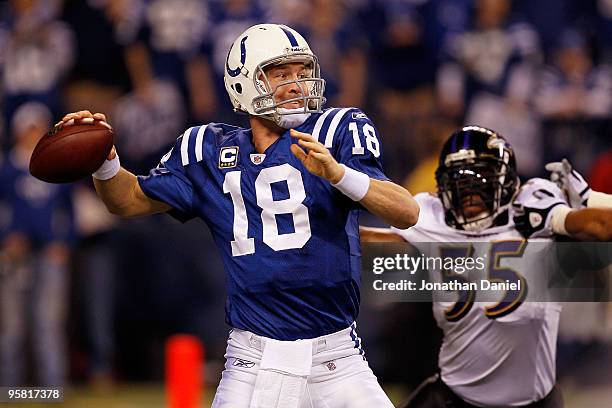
[[332, 164, 370, 201], [551, 205, 573, 236], [92, 154, 120, 180], [587, 191, 612, 208]]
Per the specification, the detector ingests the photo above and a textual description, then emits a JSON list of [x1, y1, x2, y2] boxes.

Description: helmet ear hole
[[234, 83, 242, 94]]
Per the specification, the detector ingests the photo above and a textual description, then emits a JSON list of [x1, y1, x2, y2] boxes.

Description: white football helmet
[[223, 24, 326, 125]]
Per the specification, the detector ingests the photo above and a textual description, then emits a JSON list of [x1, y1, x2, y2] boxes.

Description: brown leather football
[[29, 119, 114, 183]]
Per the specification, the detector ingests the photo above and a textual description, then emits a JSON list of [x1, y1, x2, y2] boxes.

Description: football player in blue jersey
[[60, 24, 419, 407]]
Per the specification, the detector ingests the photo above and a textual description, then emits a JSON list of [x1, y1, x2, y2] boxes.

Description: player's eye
[[299, 68, 312, 79]]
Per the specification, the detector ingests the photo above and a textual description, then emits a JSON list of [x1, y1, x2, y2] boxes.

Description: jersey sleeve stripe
[[195, 125, 208, 163], [324, 108, 351, 148], [312, 108, 338, 142], [180, 127, 195, 166]]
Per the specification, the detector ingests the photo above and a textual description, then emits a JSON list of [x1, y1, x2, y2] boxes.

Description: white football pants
[[212, 324, 394, 408]]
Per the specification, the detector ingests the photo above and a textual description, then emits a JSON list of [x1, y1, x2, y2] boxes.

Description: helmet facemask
[[251, 54, 326, 124], [437, 159, 517, 232]]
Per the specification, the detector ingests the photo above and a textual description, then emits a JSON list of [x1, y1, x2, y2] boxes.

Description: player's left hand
[[290, 129, 345, 183], [545, 158, 591, 208]]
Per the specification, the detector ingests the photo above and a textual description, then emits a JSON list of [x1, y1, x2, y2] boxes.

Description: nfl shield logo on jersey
[[250, 153, 265, 165], [219, 146, 239, 169]]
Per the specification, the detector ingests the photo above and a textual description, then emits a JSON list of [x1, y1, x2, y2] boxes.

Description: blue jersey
[[138, 107, 387, 340]]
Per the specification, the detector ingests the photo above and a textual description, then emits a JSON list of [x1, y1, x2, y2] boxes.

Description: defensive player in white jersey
[[59, 24, 419, 407], [361, 126, 612, 407]]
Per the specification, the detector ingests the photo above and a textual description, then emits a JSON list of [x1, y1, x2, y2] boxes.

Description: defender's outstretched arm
[[562, 208, 612, 241]]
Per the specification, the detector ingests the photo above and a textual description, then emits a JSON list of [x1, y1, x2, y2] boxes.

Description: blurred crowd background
[[0, 0, 611, 400]]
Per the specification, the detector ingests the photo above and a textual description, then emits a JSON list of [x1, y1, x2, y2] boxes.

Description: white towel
[[249, 338, 313, 408]]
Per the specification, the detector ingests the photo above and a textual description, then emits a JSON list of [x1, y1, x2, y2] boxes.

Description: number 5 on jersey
[[223, 164, 311, 256]]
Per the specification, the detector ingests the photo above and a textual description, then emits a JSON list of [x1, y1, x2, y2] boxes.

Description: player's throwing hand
[[60, 110, 109, 127], [60, 110, 116, 161], [290, 129, 345, 184]]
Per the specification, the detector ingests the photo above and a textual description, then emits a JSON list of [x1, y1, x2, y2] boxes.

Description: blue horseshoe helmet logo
[[226, 36, 248, 77]]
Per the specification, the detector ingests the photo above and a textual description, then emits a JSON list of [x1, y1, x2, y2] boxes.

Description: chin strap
[[276, 108, 311, 129]]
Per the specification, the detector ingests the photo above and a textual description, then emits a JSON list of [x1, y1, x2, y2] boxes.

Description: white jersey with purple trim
[[392, 178, 567, 406]]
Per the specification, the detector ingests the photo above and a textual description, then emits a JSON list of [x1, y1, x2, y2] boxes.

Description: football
[[29, 118, 114, 183]]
